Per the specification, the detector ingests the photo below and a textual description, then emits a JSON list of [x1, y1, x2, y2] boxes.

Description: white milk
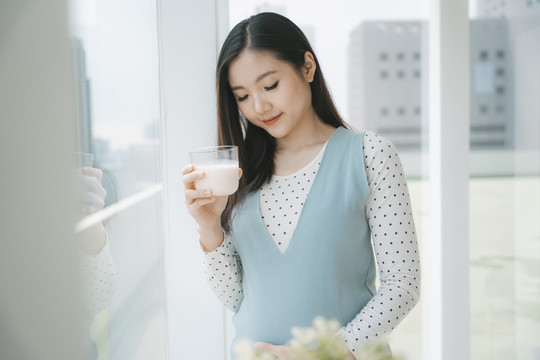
[[194, 163, 239, 196]]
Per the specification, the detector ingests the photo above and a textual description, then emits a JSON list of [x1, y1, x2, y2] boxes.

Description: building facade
[[348, 19, 512, 151]]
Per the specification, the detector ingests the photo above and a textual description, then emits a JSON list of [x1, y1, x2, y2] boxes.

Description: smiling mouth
[[262, 113, 281, 125]]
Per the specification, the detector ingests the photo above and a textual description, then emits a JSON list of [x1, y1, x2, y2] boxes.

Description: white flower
[[290, 326, 318, 346], [289, 317, 351, 359], [235, 317, 403, 360], [234, 339, 257, 360], [312, 316, 341, 334]]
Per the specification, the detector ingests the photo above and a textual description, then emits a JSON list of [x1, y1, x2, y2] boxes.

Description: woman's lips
[[262, 113, 281, 125]]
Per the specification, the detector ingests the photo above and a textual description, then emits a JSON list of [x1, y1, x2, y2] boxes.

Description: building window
[[479, 105, 489, 114], [479, 50, 489, 61]]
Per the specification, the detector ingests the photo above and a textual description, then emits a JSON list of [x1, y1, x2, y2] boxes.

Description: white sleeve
[[337, 131, 421, 357], [79, 241, 118, 318], [202, 233, 244, 312]]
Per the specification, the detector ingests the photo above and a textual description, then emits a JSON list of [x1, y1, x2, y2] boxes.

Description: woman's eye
[[237, 95, 248, 102], [265, 81, 279, 91]]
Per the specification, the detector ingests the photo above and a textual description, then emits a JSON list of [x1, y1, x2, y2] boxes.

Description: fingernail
[[204, 190, 212, 196]]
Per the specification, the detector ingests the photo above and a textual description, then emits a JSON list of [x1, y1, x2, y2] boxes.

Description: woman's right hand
[[182, 164, 229, 231]]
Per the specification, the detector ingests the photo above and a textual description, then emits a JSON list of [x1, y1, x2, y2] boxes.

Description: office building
[[475, 0, 507, 18], [348, 19, 512, 151]]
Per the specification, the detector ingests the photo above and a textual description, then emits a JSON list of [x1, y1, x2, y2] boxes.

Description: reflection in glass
[[74, 164, 118, 359], [68, 0, 166, 358]]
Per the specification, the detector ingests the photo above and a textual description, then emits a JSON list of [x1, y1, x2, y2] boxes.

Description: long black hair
[[216, 12, 348, 233]]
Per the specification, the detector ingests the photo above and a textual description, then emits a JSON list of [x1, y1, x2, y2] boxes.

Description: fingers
[[81, 167, 103, 182], [80, 174, 107, 200], [254, 342, 290, 359], [238, 167, 243, 179], [254, 342, 272, 355], [184, 189, 213, 205], [182, 168, 204, 190], [182, 166, 216, 213], [181, 164, 195, 175], [75, 169, 107, 210], [81, 191, 106, 212], [188, 197, 216, 212]]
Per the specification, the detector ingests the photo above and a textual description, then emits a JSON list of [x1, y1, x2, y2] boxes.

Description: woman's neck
[[275, 117, 336, 153], [273, 118, 336, 176]]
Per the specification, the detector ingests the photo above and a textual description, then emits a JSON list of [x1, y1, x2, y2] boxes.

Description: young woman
[[182, 12, 420, 360]]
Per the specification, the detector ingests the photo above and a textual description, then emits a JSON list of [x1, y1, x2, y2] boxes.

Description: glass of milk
[[74, 151, 94, 169], [189, 145, 239, 196]]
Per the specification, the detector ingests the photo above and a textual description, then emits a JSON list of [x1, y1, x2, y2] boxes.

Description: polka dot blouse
[[202, 131, 421, 356], [259, 142, 326, 253], [79, 241, 118, 318]]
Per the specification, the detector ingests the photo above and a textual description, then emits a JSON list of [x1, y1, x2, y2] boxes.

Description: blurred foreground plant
[[235, 316, 403, 360]]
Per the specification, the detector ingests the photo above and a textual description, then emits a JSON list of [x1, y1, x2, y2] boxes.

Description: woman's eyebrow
[[230, 70, 277, 91], [256, 70, 277, 82]]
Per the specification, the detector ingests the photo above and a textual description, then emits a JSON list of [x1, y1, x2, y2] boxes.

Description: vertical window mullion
[[425, 0, 470, 359]]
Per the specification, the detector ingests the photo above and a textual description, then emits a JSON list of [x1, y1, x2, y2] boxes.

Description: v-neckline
[[255, 127, 342, 255]]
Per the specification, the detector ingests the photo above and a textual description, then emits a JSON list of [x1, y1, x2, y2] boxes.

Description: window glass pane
[[469, 2, 540, 358], [68, 0, 166, 358], [227, 2, 429, 359]]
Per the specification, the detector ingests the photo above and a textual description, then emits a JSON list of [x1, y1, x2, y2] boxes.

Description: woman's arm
[[202, 233, 244, 312], [337, 131, 421, 357], [79, 239, 118, 317]]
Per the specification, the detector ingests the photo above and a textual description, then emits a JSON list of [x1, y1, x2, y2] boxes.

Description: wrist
[[198, 225, 224, 252], [78, 223, 107, 255]]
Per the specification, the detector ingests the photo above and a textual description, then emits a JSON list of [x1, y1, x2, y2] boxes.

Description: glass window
[[227, 2, 429, 359], [68, 0, 167, 358], [469, 2, 540, 358]]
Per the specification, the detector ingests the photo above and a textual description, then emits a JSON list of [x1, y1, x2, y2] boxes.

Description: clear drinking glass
[[74, 151, 94, 169], [189, 145, 239, 196]]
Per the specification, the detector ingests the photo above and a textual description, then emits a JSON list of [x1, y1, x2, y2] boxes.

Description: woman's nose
[[253, 95, 271, 115]]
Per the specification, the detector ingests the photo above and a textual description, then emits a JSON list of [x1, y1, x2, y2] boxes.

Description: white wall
[[0, 1, 84, 359]]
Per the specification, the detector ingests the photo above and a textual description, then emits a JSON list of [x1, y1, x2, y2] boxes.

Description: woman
[[182, 12, 420, 359]]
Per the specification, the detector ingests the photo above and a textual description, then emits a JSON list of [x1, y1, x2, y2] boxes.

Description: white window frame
[[158, 0, 229, 359], [424, 0, 470, 359], [158, 0, 471, 359]]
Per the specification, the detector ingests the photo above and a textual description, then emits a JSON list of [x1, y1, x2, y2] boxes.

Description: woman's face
[[228, 49, 317, 140]]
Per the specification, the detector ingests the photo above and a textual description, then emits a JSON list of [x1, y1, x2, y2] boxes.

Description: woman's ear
[[302, 51, 316, 83]]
